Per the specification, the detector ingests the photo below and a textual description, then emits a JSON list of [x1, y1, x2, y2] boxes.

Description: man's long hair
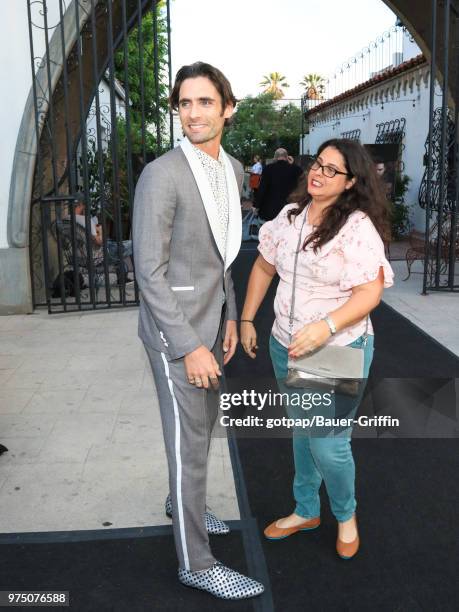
[[169, 62, 237, 126], [288, 139, 392, 251]]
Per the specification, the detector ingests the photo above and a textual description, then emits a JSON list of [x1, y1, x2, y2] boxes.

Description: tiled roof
[[306, 54, 426, 115]]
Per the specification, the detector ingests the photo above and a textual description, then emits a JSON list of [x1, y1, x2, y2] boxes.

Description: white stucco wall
[[301, 67, 435, 231], [0, 3, 34, 248], [0, 2, 67, 249]]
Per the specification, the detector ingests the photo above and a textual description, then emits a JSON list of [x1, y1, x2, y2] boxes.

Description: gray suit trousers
[[144, 315, 224, 571]]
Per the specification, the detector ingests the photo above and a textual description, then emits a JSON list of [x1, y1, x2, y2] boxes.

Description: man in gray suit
[[133, 62, 264, 600]]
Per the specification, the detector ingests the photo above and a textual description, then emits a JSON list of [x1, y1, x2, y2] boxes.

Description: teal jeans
[[269, 333, 374, 522]]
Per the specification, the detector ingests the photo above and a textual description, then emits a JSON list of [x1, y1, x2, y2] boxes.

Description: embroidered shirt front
[[193, 145, 229, 260]]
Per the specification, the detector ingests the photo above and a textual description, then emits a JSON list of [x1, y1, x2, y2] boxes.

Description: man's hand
[[184, 345, 221, 390], [223, 320, 238, 365], [288, 321, 331, 359]]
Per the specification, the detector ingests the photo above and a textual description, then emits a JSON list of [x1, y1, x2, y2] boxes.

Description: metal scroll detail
[[340, 129, 361, 141], [418, 107, 457, 290], [419, 108, 456, 215], [375, 118, 406, 145]]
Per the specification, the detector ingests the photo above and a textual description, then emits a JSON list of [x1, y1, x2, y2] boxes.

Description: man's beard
[[186, 132, 212, 144], [185, 127, 220, 144]]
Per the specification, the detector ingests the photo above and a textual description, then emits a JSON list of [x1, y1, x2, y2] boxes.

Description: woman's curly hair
[[288, 139, 392, 252]]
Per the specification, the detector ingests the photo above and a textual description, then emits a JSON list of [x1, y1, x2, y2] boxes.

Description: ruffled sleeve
[[257, 204, 295, 265], [339, 213, 394, 291], [257, 218, 277, 265]]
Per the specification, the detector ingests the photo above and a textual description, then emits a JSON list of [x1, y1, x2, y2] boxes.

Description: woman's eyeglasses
[[310, 160, 351, 179]]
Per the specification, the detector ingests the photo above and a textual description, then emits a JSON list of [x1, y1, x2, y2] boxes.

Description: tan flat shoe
[[336, 516, 360, 559], [264, 516, 320, 540]]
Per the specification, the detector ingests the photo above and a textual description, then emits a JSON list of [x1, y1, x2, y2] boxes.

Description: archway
[[4, 0, 459, 312]]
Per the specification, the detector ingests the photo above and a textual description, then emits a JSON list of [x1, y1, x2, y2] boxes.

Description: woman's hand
[[240, 321, 258, 359], [223, 320, 238, 365], [288, 320, 331, 359]]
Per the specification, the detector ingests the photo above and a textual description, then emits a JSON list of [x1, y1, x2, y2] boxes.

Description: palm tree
[[300, 73, 326, 100], [259, 72, 289, 100]]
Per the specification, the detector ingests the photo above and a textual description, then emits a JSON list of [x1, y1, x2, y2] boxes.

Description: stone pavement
[[383, 259, 459, 357], [0, 309, 239, 533]]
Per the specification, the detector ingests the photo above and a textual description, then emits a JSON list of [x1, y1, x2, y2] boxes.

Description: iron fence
[[422, 0, 459, 292], [27, 0, 172, 313]]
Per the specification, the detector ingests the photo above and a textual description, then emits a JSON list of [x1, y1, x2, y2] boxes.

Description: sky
[[170, 0, 397, 100]]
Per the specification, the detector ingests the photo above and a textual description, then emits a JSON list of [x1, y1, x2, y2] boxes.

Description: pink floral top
[[258, 204, 394, 348]]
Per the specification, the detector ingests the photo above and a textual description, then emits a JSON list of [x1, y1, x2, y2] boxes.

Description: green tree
[[300, 73, 326, 99], [113, 6, 169, 141], [276, 102, 303, 156], [259, 72, 289, 99], [222, 94, 302, 165], [391, 174, 412, 239]]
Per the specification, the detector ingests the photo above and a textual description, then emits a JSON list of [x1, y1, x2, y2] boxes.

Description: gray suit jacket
[[132, 141, 244, 361]]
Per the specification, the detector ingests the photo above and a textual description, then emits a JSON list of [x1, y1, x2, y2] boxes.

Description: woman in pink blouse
[[240, 139, 394, 559]]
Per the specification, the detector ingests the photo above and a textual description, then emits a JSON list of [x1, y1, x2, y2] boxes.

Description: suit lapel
[[220, 148, 242, 271], [179, 137, 225, 260], [179, 137, 242, 272]]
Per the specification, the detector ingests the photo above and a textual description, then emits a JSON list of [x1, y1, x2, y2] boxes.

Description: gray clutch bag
[[284, 206, 367, 397], [286, 344, 365, 396]]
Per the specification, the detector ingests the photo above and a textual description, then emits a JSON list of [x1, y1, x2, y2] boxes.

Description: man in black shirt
[[255, 148, 303, 221]]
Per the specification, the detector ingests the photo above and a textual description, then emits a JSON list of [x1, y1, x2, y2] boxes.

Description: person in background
[[73, 197, 134, 281], [74, 198, 102, 246], [249, 154, 263, 201], [374, 158, 393, 198], [255, 147, 302, 221], [375, 160, 385, 177], [241, 139, 394, 560]]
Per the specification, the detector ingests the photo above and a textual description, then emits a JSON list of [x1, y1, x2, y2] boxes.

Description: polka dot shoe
[[165, 494, 230, 535], [178, 561, 265, 600]]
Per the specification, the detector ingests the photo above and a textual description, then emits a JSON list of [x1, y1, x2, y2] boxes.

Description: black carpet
[[225, 247, 459, 611], [0, 526, 256, 612]]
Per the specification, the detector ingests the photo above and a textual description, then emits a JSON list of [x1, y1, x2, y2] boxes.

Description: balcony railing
[[300, 24, 419, 109]]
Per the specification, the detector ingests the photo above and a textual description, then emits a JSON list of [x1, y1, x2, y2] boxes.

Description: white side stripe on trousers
[[160, 352, 190, 570]]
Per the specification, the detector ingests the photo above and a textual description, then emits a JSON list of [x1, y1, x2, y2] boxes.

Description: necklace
[[306, 202, 319, 228]]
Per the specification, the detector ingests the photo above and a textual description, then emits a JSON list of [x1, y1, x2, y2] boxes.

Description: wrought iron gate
[[27, 0, 172, 313], [421, 0, 459, 292]]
